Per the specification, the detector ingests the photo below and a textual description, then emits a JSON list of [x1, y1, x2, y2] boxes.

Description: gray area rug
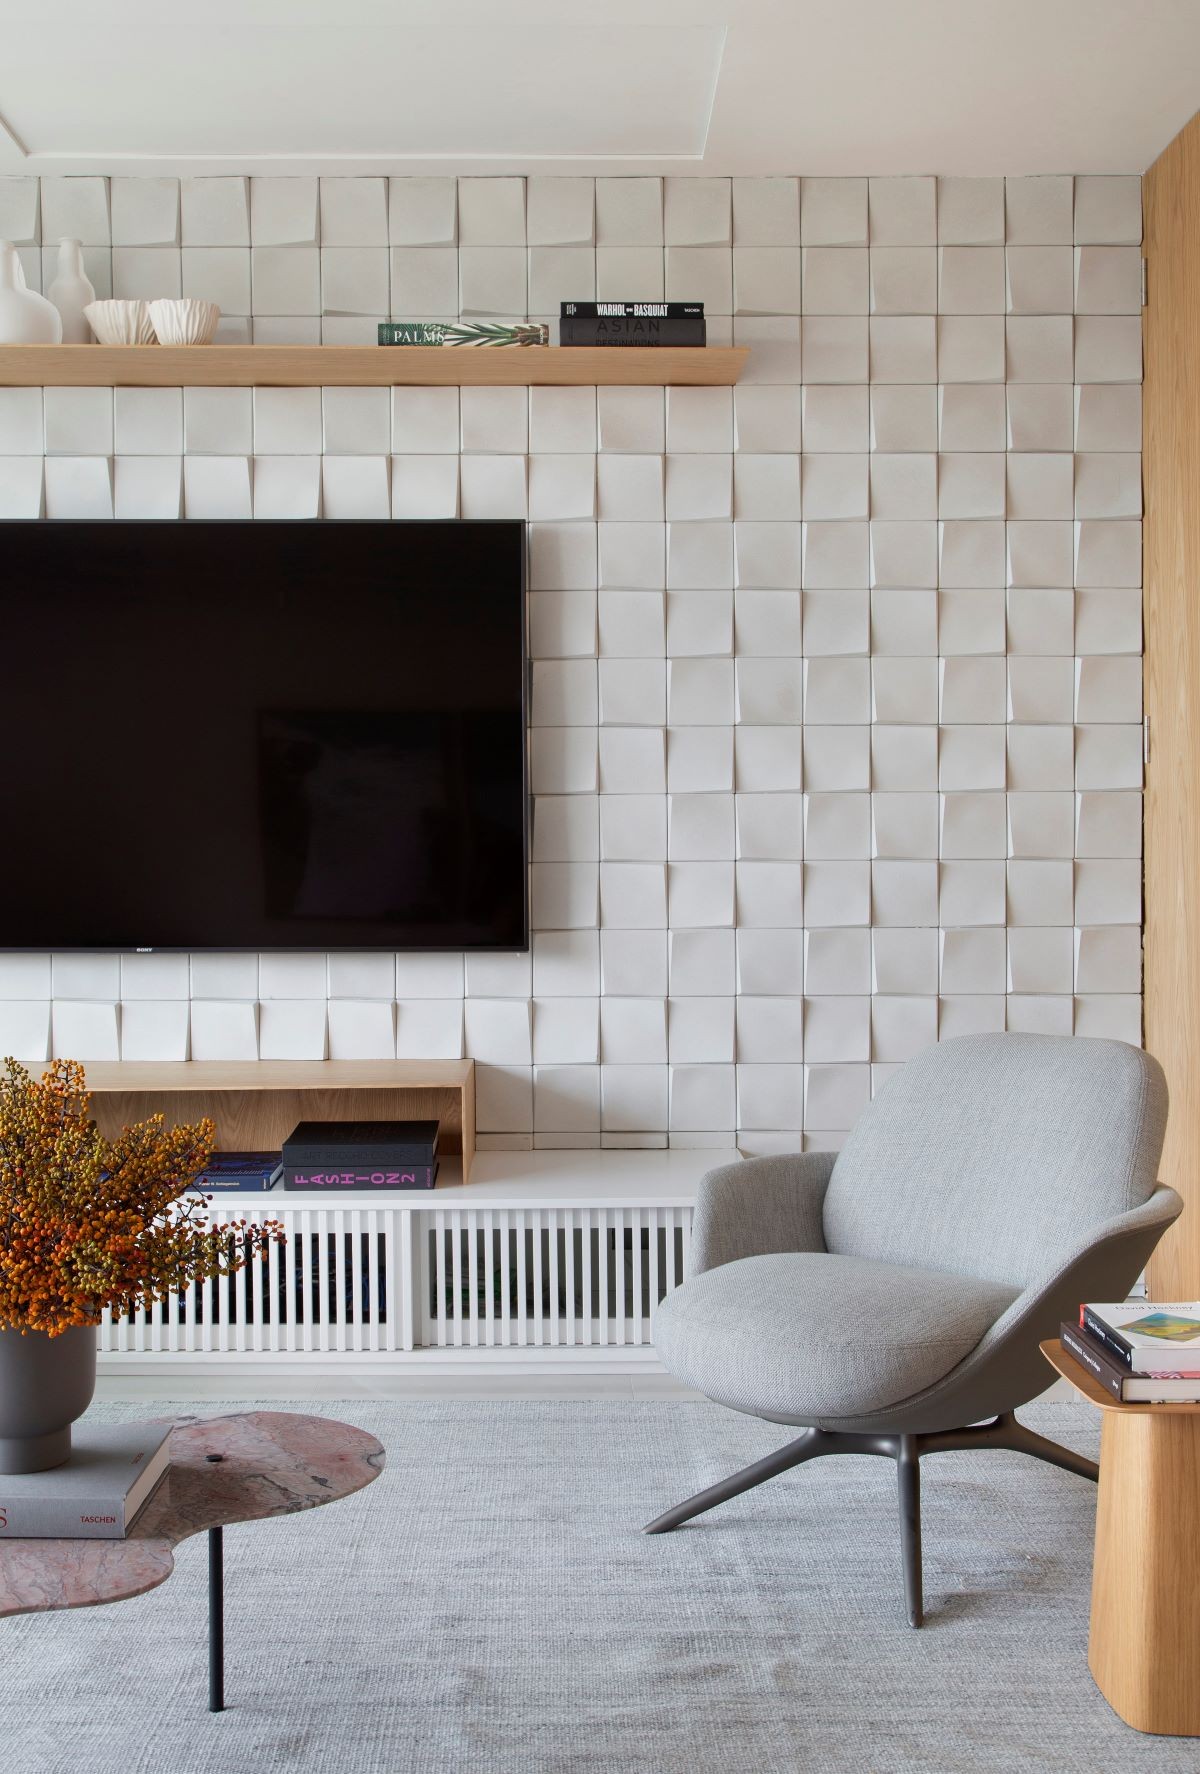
[[0, 1397, 1192, 1774]]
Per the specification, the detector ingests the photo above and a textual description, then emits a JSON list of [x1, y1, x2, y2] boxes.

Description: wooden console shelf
[[81, 1058, 476, 1181], [0, 344, 747, 388]]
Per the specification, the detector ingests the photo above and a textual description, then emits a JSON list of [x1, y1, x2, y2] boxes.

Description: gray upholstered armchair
[[647, 1033, 1179, 1626]]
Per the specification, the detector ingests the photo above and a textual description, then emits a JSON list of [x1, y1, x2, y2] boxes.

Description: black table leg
[[208, 1526, 224, 1713]]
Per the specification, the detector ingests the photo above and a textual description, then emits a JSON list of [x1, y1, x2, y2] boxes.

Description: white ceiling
[[1, 0, 1198, 176]]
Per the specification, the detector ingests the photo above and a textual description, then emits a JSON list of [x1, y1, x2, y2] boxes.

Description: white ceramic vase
[[0, 241, 62, 343], [47, 239, 96, 343]]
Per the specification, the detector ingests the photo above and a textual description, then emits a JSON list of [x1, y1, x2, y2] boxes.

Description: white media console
[[83, 1061, 736, 1377]]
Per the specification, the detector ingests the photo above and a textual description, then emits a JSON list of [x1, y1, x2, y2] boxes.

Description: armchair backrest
[[822, 1033, 1169, 1290]]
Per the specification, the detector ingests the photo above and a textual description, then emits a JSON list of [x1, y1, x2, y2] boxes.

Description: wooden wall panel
[[1144, 113, 1200, 1296]]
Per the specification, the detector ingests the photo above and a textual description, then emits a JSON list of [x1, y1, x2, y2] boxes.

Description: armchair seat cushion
[[654, 1252, 1020, 1423]]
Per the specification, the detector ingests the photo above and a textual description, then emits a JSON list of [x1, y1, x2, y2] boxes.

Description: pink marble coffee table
[[0, 1411, 385, 1712]]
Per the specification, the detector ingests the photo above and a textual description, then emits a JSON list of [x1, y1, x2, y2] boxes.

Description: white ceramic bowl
[[148, 298, 220, 345], [84, 299, 155, 345]]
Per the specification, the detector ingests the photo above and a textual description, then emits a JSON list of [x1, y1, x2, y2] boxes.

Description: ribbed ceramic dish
[[84, 299, 155, 345], [148, 298, 220, 345]]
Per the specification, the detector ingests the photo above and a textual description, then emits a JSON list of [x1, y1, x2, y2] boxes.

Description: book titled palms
[[378, 321, 548, 347], [1081, 1301, 1200, 1374]]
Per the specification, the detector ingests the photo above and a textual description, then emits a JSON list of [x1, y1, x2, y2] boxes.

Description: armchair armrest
[[690, 1151, 836, 1276]]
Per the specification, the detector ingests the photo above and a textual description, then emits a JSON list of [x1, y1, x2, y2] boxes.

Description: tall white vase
[[48, 240, 96, 344], [0, 241, 62, 343]]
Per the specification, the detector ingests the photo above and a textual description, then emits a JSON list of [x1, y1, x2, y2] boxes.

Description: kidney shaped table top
[[0, 1410, 385, 1712]]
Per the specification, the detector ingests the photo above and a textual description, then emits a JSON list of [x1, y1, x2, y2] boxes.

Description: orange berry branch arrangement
[[0, 1058, 286, 1335]]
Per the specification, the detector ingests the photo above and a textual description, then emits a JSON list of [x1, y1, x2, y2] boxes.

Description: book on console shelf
[[1079, 1301, 1200, 1376], [189, 1152, 282, 1193], [560, 303, 704, 319], [0, 1422, 171, 1539], [281, 1119, 440, 1190], [559, 313, 706, 346], [282, 1162, 439, 1192], [1060, 1320, 1200, 1403]]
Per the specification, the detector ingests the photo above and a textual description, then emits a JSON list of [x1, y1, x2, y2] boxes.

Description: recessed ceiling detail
[[0, 0, 1198, 175]]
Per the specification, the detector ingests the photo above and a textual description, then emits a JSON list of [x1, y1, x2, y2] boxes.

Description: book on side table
[[0, 1421, 171, 1538], [1061, 1304, 1200, 1402]]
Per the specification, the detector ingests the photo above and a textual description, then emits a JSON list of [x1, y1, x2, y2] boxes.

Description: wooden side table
[[0, 1411, 384, 1713], [1042, 1337, 1200, 1736]]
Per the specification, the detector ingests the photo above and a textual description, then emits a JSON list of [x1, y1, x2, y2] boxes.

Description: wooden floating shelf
[[80, 1057, 476, 1182], [0, 343, 748, 388]]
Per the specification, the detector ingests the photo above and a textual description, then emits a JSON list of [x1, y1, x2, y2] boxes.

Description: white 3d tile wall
[[0, 173, 1144, 1153]]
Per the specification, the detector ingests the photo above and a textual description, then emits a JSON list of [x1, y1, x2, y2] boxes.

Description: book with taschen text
[[0, 1421, 171, 1539]]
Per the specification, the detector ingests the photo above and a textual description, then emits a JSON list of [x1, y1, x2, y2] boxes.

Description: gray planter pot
[[0, 1324, 98, 1472]]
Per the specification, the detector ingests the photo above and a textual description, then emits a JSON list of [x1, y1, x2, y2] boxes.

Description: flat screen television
[[0, 521, 527, 950]]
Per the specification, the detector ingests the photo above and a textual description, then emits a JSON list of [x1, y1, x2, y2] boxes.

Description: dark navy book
[[190, 1152, 283, 1192]]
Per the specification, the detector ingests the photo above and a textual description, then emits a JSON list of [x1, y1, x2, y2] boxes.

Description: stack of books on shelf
[[0, 1422, 172, 1539], [1060, 1302, 1200, 1401], [559, 301, 705, 346], [281, 1120, 440, 1191]]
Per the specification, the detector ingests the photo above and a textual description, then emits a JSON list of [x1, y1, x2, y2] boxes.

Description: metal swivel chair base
[[643, 1411, 1098, 1628]]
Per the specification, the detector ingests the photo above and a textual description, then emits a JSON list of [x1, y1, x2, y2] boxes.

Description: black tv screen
[[0, 521, 527, 950]]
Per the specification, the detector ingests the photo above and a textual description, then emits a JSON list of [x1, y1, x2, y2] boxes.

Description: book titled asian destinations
[[0, 1422, 171, 1539]]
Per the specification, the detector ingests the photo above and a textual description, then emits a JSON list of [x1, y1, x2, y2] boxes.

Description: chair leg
[[991, 1411, 1100, 1483], [642, 1428, 825, 1534], [897, 1434, 923, 1629]]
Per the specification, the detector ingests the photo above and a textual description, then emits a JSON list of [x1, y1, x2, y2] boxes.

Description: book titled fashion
[[189, 1152, 282, 1192], [281, 1119, 439, 1190], [282, 1163, 439, 1191], [0, 1422, 171, 1539], [1060, 1320, 1200, 1403], [1079, 1301, 1200, 1375]]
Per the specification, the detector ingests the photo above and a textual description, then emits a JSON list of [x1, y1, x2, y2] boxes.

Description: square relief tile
[[869, 316, 937, 383], [664, 178, 731, 246], [938, 453, 1005, 520], [459, 246, 527, 317], [42, 177, 110, 245], [938, 178, 1004, 244], [1005, 246, 1073, 315], [801, 178, 868, 246], [1075, 383, 1141, 452], [738, 725, 804, 791], [803, 589, 869, 657], [1074, 176, 1141, 245], [871, 248, 936, 315], [1074, 316, 1141, 383], [458, 177, 526, 245], [1006, 452, 1073, 520], [734, 385, 802, 453], [388, 177, 458, 246], [665, 246, 733, 313], [803, 317, 869, 384], [734, 247, 801, 316], [1006, 383, 1074, 451], [390, 247, 459, 317], [938, 247, 1005, 314], [869, 178, 936, 245], [111, 178, 179, 246], [181, 177, 250, 246], [527, 177, 595, 246], [595, 178, 662, 245], [738, 928, 806, 996], [802, 247, 869, 316], [734, 177, 800, 245], [1074, 246, 1142, 315], [250, 178, 319, 245], [0, 177, 40, 244], [870, 386, 938, 453], [806, 385, 870, 452], [938, 316, 1005, 382], [1005, 177, 1073, 245], [595, 245, 665, 302]]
